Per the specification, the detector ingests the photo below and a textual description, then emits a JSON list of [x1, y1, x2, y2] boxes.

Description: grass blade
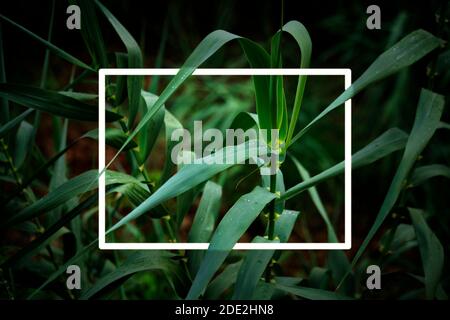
[[283, 20, 312, 146], [76, 0, 108, 68], [290, 156, 338, 242], [0, 109, 33, 139], [409, 164, 450, 187], [108, 140, 264, 232], [409, 208, 444, 299], [0, 14, 94, 71], [2, 170, 141, 227], [275, 283, 353, 300], [85, 127, 137, 151], [188, 181, 223, 276], [95, 0, 143, 128], [291, 29, 441, 145], [232, 236, 278, 300], [282, 128, 408, 201], [160, 110, 183, 184], [137, 91, 165, 164], [187, 187, 276, 299], [80, 251, 182, 299], [350, 89, 444, 269], [205, 262, 242, 299], [0, 83, 121, 122]]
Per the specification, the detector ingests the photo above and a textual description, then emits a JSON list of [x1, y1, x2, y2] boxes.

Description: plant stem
[[267, 175, 277, 240], [163, 216, 177, 243]]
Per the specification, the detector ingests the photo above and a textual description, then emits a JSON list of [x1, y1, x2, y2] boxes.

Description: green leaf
[[76, 0, 108, 68], [309, 267, 331, 289], [58, 91, 98, 101], [0, 83, 121, 122], [47, 118, 69, 224], [409, 208, 444, 299], [175, 151, 198, 227], [268, 32, 282, 133], [186, 187, 276, 299], [276, 283, 353, 300], [85, 127, 137, 151], [350, 89, 444, 269], [274, 210, 300, 242], [13, 121, 33, 168], [1, 193, 98, 268], [114, 182, 151, 208], [409, 164, 450, 187], [0, 14, 94, 71], [240, 40, 271, 133], [108, 29, 241, 168], [160, 110, 183, 184], [283, 20, 312, 146], [290, 156, 338, 242], [272, 210, 299, 261], [205, 262, 242, 299], [108, 140, 265, 232], [137, 91, 165, 164], [0, 109, 33, 139], [114, 52, 128, 106], [81, 251, 182, 299], [438, 121, 450, 130], [106, 21, 312, 170], [230, 112, 259, 131], [95, 0, 143, 128], [276, 74, 288, 141], [291, 29, 441, 145], [28, 240, 98, 299], [2, 170, 141, 227], [281, 128, 408, 201], [188, 181, 223, 276], [232, 236, 278, 300]]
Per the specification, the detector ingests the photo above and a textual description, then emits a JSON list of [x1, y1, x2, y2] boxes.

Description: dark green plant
[[0, 0, 448, 300]]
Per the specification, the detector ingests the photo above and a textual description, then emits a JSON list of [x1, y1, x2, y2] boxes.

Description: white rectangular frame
[[99, 68, 351, 250]]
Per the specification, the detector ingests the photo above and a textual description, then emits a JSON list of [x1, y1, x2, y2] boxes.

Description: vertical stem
[[162, 216, 177, 243], [265, 0, 284, 282], [267, 175, 277, 240]]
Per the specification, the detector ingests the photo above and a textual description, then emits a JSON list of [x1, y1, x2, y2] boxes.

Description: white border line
[[98, 68, 351, 250]]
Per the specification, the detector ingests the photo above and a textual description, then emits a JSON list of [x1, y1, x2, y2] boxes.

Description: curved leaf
[[81, 251, 182, 299], [0, 14, 94, 71], [232, 236, 278, 300], [291, 29, 441, 145], [3, 170, 142, 227], [0, 83, 121, 122], [137, 91, 165, 164], [188, 181, 223, 275], [108, 140, 264, 232], [409, 208, 444, 299], [282, 127, 408, 201], [283, 20, 312, 145], [0, 109, 33, 139], [409, 164, 450, 187], [350, 89, 444, 270], [186, 187, 276, 299], [95, 0, 143, 128]]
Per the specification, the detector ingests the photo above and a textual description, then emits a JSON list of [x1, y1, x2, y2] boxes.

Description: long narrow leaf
[[290, 29, 441, 145], [350, 89, 444, 268], [187, 187, 276, 299]]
